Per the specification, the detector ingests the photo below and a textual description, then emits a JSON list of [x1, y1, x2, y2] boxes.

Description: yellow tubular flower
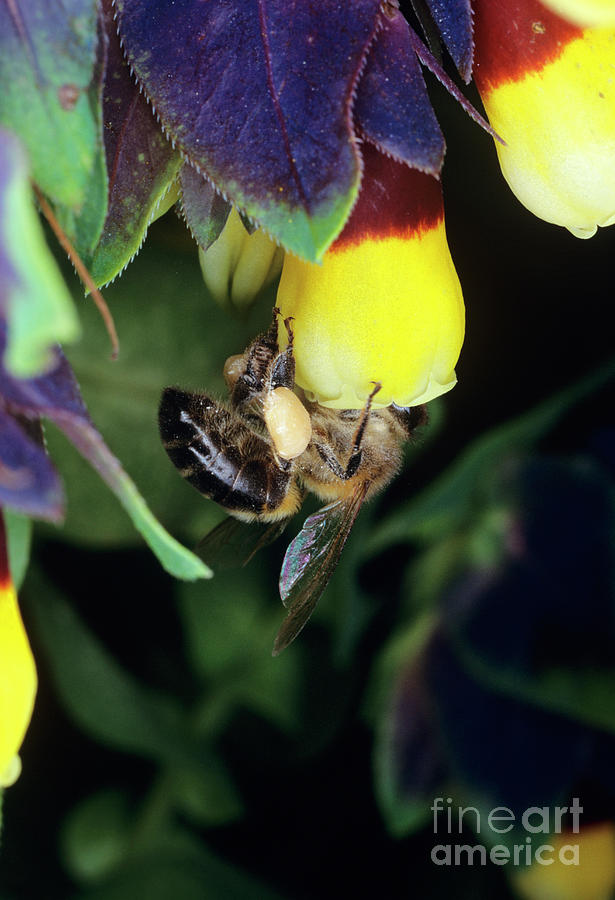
[[0, 511, 37, 788], [199, 207, 284, 313], [473, 0, 615, 238], [540, 0, 615, 27], [276, 143, 464, 410], [511, 823, 615, 900]]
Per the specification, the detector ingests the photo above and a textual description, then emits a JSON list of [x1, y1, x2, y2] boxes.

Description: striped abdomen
[[159, 387, 294, 519]]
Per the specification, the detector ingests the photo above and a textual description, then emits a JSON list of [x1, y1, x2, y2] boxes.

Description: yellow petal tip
[[0, 754, 22, 788]]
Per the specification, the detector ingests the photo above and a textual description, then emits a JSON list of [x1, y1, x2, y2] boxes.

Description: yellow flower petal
[[276, 146, 464, 409], [0, 516, 37, 787], [474, 2, 615, 236], [490, 29, 615, 236], [511, 823, 615, 900], [278, 226, 463, 409], [540, 0, 615, 27]]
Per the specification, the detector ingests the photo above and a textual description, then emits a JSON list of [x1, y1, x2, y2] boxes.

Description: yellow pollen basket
[[263, 386, 312, 460], [276, 222, 465, 409]]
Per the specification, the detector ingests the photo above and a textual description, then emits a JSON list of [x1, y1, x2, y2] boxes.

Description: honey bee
[[159, 310, 426, 654]]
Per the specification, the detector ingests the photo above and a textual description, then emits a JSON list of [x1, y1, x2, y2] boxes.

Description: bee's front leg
[[227, 311, 283, 407], [314, 383, 382, 480], [267, 307, 296, 392]]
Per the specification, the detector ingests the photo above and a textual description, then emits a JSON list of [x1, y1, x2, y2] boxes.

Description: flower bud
[[275, 143, 464, 410], [0, 515, 37, 787], [473, 0, 615, 237], [199, 208, 284, 313]]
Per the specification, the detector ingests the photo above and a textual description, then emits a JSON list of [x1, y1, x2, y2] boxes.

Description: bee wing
[[197, 516, 289, 571], [273, 482, 369, 655]]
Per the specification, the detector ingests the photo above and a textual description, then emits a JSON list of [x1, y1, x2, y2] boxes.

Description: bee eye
[[263, 387, 312, 461], [223, 353, 246, 389]]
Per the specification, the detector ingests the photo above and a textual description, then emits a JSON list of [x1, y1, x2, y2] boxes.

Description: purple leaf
[[179, 163, 232, 252], [0, 323, 124, 496], [406, 27, 500, 143], [115, 0, 383, 261], [0, 409, 64, 521], [0, 132, 20, 317], [422, 0, 474, 82], [0, 321, 209, 579], [354, 7, 444, 174], [88, 0, 181, 286], [0, 323, 89, 423]]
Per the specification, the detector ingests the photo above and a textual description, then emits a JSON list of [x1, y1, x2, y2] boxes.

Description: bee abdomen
[[159, 387, 291, 517]]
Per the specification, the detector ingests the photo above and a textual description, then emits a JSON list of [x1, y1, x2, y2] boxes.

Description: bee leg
[[268, 314, 296, 392], [342, 381, 382, 477], [272, 307, 294, 341], [315, 382, 382, 480], [271, 307, 296, 354]]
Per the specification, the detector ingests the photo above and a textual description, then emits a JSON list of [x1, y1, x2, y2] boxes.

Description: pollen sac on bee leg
[[223, 354, 246, 390], [263, 386, 312, 461]]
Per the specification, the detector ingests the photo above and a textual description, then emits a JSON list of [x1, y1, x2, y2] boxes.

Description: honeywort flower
[[0, 511, 36, 788], [540, 0, 615, 27], [275, 143, 464, 410], [473, 0, 615, 237], [511, 823, 615, 900]]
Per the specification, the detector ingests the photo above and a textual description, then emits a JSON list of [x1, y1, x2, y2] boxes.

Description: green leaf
[[2, 314, 207, 582], [168, 755, 243, 826], [368, 613, 438, 836], [0, 0, 101, 209], [0, 128, 80, 376], [106, 474, 211, 583], [53, 427, 212, 582], [55, 10, 109, 262], [71, 832, 286, 900], [367, 359, 615, 554], [455, 639, 615, 738], [86, 0, 181, 286], [179, 164, 231, 252], [442, 454, 615, 735], [26, 572, 196, 763], [56, 143, 108, 263], [62, 790, 132, 884], [180, 570, 302, 735], [3, 508, 31, 589]]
